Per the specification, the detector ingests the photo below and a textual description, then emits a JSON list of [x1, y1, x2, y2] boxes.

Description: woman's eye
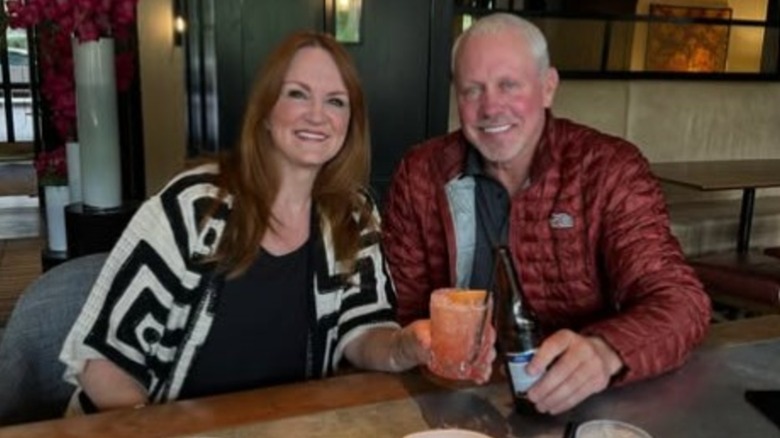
[[328, 97, 347, 108], [286, 89, 307, 99]]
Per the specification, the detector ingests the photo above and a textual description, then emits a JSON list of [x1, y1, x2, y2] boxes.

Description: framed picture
[[645, 4, 732, 72]]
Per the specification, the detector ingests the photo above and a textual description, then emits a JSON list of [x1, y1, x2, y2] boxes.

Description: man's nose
[[479, 87, 503, 117]]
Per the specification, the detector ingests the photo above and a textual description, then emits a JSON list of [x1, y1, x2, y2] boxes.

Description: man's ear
[[542, 67, 559, 109]]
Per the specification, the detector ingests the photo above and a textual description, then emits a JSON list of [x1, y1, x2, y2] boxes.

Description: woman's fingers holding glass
[[466, 323, 496, 384], [404, 319, 432, 365]]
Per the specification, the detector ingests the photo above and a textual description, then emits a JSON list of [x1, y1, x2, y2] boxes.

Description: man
[[382, 13, 711, 415]]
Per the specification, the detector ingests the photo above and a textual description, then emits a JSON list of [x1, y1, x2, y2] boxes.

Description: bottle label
[[506, 350, 541, 393]]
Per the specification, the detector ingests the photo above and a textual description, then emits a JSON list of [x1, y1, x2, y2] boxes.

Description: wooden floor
[[0, 237, 42, 326], [0, 160, 42, 327], [0, 161, 37, 197]]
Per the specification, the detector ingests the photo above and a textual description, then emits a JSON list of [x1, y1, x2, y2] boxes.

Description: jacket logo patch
[[549, 212, 574, 229]]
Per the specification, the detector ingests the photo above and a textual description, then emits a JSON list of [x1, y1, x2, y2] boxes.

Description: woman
[[58, 31, 461, 413]]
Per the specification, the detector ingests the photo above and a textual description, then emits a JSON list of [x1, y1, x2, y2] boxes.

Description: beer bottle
[[492, 246, 543, 414]]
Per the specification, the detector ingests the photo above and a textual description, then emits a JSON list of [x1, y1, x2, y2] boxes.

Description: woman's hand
[[78, 359, 148, 411], [343, 323, 428, 372], [413, 319, 497, 384], [343, 319, 495, 385], [454, 321, 496, 384], [394, 319, 432, 368]]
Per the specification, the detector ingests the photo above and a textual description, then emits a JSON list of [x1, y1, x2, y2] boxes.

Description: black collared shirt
[[463, 145, 510, 289]]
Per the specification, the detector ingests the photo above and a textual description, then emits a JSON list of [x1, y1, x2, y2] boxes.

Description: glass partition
[[454, 0, 780, 79]]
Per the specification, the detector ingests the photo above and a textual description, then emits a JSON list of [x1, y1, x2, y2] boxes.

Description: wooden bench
[[666, 197, 780, 257], [666, 199, 780, 318], [551, 81, 780, 318], [765, 247, 780, 259], [689, 251, 780, 317]]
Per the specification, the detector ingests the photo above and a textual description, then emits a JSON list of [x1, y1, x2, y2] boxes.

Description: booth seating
[[689, 252, 780, 318], [666, 198, 780, 257], [550, 81, 780, 257], [764, 246, 780, 259], [550, 81, 780, 318]]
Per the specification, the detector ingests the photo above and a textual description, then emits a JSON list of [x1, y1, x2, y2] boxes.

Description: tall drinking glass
[[428, 288, 491, 381]]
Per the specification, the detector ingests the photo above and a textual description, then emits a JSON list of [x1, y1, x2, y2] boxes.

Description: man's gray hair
[[451, 13, 550, 76]]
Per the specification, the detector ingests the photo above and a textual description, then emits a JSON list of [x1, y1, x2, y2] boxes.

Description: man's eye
[[462, 87, 481, 100], [500, 81, 519, 91]]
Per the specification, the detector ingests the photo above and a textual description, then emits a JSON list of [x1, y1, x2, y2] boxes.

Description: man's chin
[[473, 139, 520, 156], [473, 142, 524, 161]]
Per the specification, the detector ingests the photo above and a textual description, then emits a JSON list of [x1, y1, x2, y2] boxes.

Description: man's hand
[[525, 329, 623, 414]]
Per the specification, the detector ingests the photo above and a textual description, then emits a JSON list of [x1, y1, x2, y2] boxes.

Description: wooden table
[[651, 160, 780, 253], [3, 316, 780, 438]]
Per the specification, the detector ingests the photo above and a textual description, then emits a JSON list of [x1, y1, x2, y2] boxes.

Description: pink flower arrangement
[[7, 0, 139, 43], [7, 0, 140, 144], [34, 146, 68, 186]]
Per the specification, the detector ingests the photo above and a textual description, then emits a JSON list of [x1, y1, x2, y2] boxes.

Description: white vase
[[73, 37, 122, 209], [44, 185, 71, 252], [66, 141, 82, 203]]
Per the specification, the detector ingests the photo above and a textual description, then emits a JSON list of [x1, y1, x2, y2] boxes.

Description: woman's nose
[[305, 100, 326, 123]]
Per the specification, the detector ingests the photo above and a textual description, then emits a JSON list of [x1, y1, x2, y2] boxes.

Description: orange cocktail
[[428, 288, 491, 380]]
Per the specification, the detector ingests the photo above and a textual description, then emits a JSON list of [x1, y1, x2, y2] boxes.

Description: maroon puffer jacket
[[382, 114, 711, 385]]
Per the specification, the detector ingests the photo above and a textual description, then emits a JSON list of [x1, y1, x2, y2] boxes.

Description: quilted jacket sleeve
[[580, 144, 711, 385], [382, 156, 434, 326]]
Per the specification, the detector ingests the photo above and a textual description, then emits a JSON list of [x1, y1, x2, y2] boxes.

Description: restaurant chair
[[0, 252, 107, 426], [689, 252, 780, 318]]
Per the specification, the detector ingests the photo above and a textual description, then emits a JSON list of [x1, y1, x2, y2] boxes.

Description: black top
[[464, 146, 510, 290], [179, 240, 311, 399]]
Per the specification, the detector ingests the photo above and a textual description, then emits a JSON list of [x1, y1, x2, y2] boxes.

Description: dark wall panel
[[345, 0, 432, 199], [210, 0, 445, 202], [214, 0, 323, 150], [240, 0, 325, 93]]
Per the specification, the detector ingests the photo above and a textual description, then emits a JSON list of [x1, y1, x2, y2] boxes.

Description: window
[[0, 22, 35, 142], [454, 0, 780, 79]]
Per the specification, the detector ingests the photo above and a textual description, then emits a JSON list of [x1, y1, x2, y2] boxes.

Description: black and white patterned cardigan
[[59, 164, 399, 403]]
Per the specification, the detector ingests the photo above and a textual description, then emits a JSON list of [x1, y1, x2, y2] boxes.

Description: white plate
[[404, 429, 491, 438], [576, 419, 652, 438]]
